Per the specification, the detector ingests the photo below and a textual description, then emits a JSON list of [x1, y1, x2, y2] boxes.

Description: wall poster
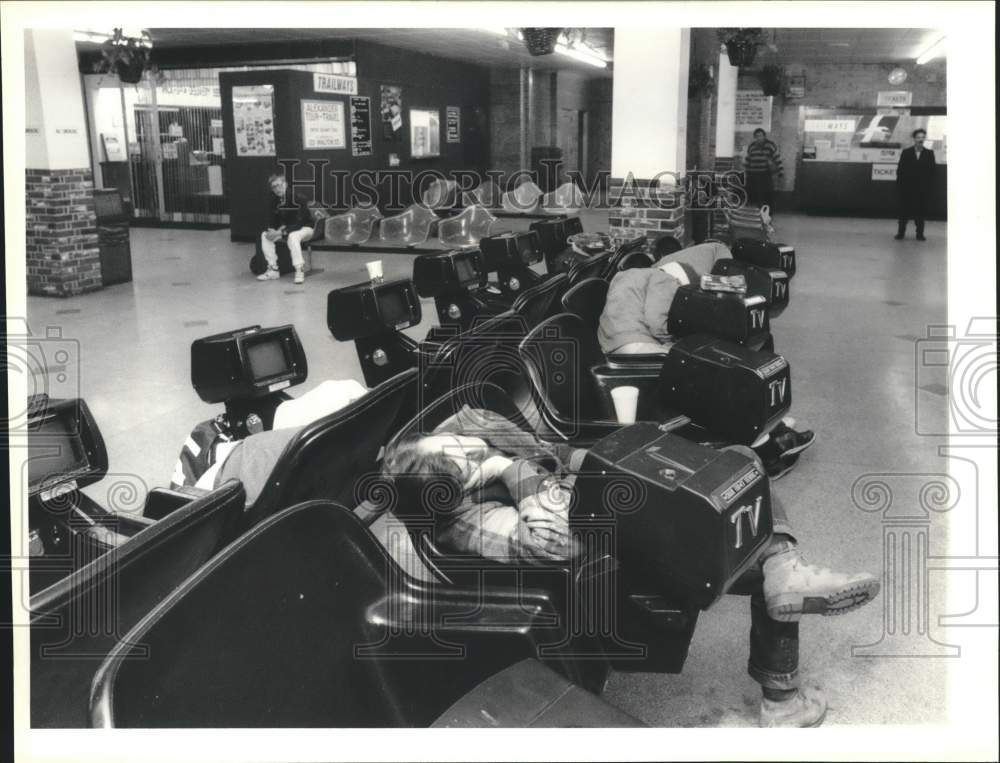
[[735, 90, 773, 132], [350, 95, 373, 157], [232, 84, 276, 157], [301, 99, 346, 150], [446, 106, 461, 143], [380, 84, 404, 142]]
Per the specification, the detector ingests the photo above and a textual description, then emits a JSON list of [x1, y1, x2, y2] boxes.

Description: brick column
[[26, 170, 102, 296], [25, 29, 103, 296], [608, 179, 686, 250]]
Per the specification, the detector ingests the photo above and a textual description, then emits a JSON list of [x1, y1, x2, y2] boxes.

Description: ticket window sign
[[876, 91, 913, 107], [871, 163, 898, 182]]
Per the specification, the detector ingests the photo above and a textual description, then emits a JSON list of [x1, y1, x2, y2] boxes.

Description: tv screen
[[29, 414, 88, 488], [454, 255, 477, 284], [245, 339, 289, 381], [377, 288, 410, 326]]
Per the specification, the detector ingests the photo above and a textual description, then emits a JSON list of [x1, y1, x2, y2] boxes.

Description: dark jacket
[[896, 146, 936, 195], [268, 190, 315, 234]]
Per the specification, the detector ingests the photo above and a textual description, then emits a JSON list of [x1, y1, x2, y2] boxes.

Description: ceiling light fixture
[[915, 35, 945, 65], [554, 43, 607, 68]]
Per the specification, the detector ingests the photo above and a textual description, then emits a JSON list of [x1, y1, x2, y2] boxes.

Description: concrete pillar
[[25, 29, 102, 296], [714, 49, 739, 169], [608, 28, 689, 248]]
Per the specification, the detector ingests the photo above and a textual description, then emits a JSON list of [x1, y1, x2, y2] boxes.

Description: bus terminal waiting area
[[12, 20, 992, 745]]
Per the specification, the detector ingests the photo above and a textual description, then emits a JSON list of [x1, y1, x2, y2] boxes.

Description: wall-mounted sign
[[161, 142, 179, 160], [314, 73, 358, 96], [301, 99, 346, 150], [446, 105, 461, 143], [734, 90, 772, 132], [350, 96, 373, 157], [380, 85, 404, 142], [232, 84, 276, 157], [804, 118, 857, 133], [871, 163, 898, 181], [786, 75, 805, 99], [877, 107, 910, 116], [876, 90, 912, 107]]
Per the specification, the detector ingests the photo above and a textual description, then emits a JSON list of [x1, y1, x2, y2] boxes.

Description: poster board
[[101, 133, 127, 162], [410, 108, 440, 158], [301, 99, 346, 150], [350, 96, 373, 157], [802, 110, 947, 164], [446, 106, 461, 143], [232, 85, 276, 156], [735, 90, 772, 132]]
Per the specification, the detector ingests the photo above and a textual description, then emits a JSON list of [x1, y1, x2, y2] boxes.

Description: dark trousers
[[746, 172, 775, 213], [897, 189, 927, 236]]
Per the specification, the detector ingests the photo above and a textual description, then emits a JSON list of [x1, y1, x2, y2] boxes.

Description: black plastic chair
[[560, 277, 609, 332], [89, 501, 637, 727], [245, 368, 418, 528], [29, 480, 246, 728], [518, 313, 679, 443], [510, 272, 570, 326], [566, 252, 613, 286]]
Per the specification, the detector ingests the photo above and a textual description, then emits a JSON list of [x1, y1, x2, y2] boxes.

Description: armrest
[[605, 353, 668, 369], [143, 486, 202, 521]]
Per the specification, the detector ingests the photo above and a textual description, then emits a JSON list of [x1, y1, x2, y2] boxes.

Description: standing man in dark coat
[[894, 128, 936, 241]]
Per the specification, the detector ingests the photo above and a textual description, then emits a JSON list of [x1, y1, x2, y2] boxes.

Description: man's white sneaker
[[293, 268, 305, 284], [257, 268, 280, 281]]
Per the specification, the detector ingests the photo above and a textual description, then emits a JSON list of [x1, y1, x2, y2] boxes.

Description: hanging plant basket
[[94, 28, 153, 85], [717, 28, 765, 68], [520, 28, 563, 56], [758, 65, 784, 97]]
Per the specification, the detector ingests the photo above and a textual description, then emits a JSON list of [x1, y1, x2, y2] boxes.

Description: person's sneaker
[[770, 422, 816, 457], [293, 268, 305, 284], [763, 549, 880, 622], [759, 685, 828, 728], [893, 233, 905, 240], [754, 438, 799, 480], [257, 267, 280, 281], [916, 234, 926, 241]]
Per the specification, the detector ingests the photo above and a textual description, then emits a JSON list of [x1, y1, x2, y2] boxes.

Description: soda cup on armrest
[[610, 386, 640, 425], [365, 260, 384, 284]]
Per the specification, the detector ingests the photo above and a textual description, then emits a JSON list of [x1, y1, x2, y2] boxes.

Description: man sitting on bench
[[381, 404, 879, 728], [257, 171, 315, 285], [597, 238, 813, 478]]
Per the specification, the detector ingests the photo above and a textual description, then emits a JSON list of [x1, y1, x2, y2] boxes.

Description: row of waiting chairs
[[307, 179, 587, 249]]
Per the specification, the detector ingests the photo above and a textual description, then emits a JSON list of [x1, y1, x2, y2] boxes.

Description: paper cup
[[610, 385, 640, 425], [365, 260, 384, 283]]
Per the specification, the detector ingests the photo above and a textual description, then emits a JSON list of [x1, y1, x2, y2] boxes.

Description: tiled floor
[[24, 212, 952, 726]]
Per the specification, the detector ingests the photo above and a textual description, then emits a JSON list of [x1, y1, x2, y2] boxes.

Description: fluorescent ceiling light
[[74, 30, 111, 44], [915, 35, 945, 64]]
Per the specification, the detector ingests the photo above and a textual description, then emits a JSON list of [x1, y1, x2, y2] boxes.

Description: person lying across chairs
[[381, 404, 879, 728], [597, 238, 813, 479]]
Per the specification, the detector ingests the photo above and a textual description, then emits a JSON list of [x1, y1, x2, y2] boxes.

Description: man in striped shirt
[[743, 128, 784, 213]]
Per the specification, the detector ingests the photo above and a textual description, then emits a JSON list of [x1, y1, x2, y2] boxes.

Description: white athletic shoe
[[293, 268, 305, 284], [257, 268, 280, 281]]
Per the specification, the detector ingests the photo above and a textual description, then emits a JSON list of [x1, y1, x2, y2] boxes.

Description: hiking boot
[[754, 439, 800, 480], [760, 685, 828, 728], [763, 549, 880, 622], [293, 268, 305, 284], [770, 422, 816, 457], [257, 267, 280, 281]]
